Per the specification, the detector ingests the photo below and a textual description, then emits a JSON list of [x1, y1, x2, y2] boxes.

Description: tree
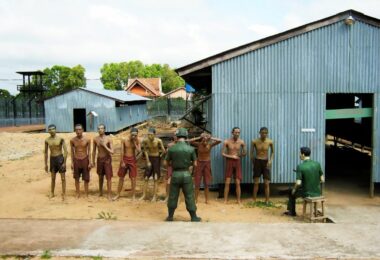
[[43, 65, 86, 97], [0, 89, 12, 98], [100, 61, 184, 93], [100, 61, 145, 90]]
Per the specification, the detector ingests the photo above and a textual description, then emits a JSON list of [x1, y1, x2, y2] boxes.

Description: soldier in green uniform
[[284, 147, 325, 216], [165, 128, 201, 222]]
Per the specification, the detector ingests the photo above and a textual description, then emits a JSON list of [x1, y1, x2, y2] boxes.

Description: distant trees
[[100, 61, 184, 93], [42, 65, 86, 97], [0, 89, 12, 98]]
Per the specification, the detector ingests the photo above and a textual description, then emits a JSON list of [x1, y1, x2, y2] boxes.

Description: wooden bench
[[302, 196, 327, 223]]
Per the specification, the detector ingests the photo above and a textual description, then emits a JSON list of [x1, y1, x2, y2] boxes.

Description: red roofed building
[[125, 78, 163, 98]]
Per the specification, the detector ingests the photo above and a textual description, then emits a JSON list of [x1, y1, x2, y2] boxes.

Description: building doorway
[[325, 93, 373, 196], [73, 108, 87, 131]]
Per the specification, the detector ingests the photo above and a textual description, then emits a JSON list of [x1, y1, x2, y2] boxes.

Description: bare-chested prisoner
[[91, 124, 114, 200], [70, 124, 91, 198], [140, 127, 165, 202], [251, 127, 274, 204], [164, 133, 177, 203], [44, 124, 68, 201], [190, 132, 222, 204], [222, 127, 247, 204], [114, 127, 141, 201]]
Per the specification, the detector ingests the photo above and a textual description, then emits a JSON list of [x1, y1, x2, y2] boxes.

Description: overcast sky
[[1, 0, 379, 94]]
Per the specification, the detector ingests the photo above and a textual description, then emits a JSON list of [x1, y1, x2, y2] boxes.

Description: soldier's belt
[[173, 168, 189, 171]]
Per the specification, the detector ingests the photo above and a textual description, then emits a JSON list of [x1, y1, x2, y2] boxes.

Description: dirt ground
[[0, 121, 298, 223]]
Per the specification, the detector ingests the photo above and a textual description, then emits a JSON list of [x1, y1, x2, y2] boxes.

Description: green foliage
[[97, 211, 117, 220], [91, 255, 103, 260], [0, 89, 12, 98], [244, 201, 282, 209], [43, 65, 86, 97], [100, 61, 184, 93], [40, 250, 52, 259]]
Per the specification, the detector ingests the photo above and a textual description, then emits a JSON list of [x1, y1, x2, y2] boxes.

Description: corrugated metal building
[[44, 88, 150, 132], [176, 10, 380, 195]]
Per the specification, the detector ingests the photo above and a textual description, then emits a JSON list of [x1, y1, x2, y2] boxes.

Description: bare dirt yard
[[0, 121, 298, 223]]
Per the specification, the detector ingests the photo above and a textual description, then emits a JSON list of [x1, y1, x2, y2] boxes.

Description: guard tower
[[15, 71, 47, 123]]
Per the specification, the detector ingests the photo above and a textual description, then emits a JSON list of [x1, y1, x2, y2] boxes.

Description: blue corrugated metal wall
[[210, 20, 380, 183], [44, 89, 149, 132]]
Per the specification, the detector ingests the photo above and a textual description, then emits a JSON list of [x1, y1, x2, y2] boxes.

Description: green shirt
[[166, 141, 197, 170], [296, 159, 323, 197]]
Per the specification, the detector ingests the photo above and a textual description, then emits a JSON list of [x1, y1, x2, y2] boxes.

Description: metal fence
[[0, 97, 44, 127], [147, 97, 187, 120]]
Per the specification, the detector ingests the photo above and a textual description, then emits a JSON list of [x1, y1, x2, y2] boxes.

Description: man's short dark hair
[[98, 124, 106, 130], [300, 147, 311, 156], [232, 127, 240, 133], [48, 124, 56, 129], [148, 127, 156, 134], [130, 127, 138, 133], [260, 127, 268, 132], [74, 124, 83, 129]]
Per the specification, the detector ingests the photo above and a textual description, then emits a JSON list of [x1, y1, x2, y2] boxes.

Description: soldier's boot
[[166, 208, 175, 221], [189, 210, 201, 222]]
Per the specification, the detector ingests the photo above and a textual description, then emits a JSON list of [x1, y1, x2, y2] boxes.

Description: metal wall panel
[[209, 92, 325, 184], [44, 89, 148, 132], [210, 20, 380, 183], [213, 21, 380, 94]]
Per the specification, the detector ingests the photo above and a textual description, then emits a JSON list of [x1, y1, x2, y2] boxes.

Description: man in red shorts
[[222, 127, 247, 204], [70, 124, 92, 198], [114, 128, 141, 201], [91, 124, 114, 200], [190, 132, 221, 204]]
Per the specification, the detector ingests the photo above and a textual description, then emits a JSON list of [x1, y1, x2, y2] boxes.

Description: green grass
[[40, 250, 52, 259], [97, 211, 117, 220], [244, 201, 282, 209], [91, 255, 103, 260]]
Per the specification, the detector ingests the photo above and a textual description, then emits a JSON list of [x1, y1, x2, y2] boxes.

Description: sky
[[1, 0, 379, 94]]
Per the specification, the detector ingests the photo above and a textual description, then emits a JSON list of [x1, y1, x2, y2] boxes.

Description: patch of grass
[[91, 255, 103, 260], [244, 201, 282, 209], [97, 211, 117, 220], [40, 250, 52, 259]]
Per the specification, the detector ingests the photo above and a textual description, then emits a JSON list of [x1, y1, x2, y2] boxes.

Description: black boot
[[189, 210, 201, 222], [166, 208, 175, 221]]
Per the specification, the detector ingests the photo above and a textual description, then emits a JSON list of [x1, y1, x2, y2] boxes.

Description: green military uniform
[[165, 128, 201, 222], [287, 159, 323, 215]]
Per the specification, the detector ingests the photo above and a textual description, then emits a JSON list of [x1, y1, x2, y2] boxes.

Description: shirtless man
[[251, 127, 274, 204], [140, 127, 165, 202], [164, 133, 177, 203], [44, 124, 68, 201], [222, 127, 247, 204], [114, 128, 141, 201], [91, 124, 114, 200], [190, 132, 221, 204], [70, 124, 91, 198]]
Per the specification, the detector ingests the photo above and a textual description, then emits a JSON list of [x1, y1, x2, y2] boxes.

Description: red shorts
[[194, 160, 212, 187], [73, 156, 90, 182], [166, 165, 173, 180], [118, 156, 137, 178], [225, 158, 242, 181], [97, 155, 113, 181]]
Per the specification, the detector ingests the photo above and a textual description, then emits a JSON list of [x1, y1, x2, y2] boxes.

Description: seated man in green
[[284, 147, 325, 216]]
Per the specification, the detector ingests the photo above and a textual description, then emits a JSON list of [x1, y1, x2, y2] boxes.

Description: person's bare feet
[[99, 192, 103, 197], [61, 194, 65, 201], [132, 195, 136, 201], [107, 195, 112, 201], [151, 196, 157, 202], [237, 200, 242, 205], [224, 200, 228, 204], [76, 193, 80, 199], [139, 195, 145, 201], [112, 194, 120, 201]]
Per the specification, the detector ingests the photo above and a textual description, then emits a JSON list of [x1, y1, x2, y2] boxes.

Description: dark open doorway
[[73, 108, 87, 131], [325, 93, 373, 196]]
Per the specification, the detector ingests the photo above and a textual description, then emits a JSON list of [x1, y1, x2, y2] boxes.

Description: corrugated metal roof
[[176, 9, 380, 76], [82, 88, 150, 102]]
